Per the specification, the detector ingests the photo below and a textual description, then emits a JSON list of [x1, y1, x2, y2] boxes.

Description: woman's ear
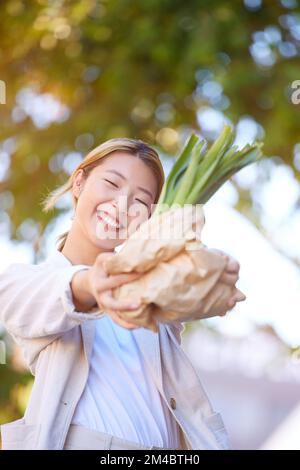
[[73, 169, 85, 199]]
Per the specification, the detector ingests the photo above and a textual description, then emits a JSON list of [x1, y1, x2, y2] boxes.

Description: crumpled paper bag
[[103, 205, 236, 333]]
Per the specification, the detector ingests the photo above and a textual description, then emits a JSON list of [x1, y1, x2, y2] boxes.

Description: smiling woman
[[41, 138, 165, 265], [0, 134, 239, 450], [41, 138, 168, 328]]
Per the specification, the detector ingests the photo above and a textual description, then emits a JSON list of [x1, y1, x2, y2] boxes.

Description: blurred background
[[0, 0, 300, 450]]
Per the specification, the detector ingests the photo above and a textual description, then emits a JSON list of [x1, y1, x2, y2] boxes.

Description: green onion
[[154, 124, 263, 214], [156, 133, 198, 210], [172, 140, 205, 205]]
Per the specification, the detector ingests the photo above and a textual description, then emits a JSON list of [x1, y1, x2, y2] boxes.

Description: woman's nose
[[112, 199, 128, 218]]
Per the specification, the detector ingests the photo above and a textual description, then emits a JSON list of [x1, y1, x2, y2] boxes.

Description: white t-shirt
[[71, 313, 180, 448]]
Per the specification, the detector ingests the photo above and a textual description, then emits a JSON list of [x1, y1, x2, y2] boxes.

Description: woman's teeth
[[96, 211, 121, 229]]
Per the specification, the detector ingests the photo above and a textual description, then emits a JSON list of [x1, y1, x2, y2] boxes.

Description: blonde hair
[[41, 137, 165, 251]]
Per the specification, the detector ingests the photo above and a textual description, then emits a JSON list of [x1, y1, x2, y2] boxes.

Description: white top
[[71, 313, 180, 448]]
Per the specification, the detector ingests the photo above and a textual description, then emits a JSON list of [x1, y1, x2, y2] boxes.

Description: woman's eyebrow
[[104, 169, 154, 199]]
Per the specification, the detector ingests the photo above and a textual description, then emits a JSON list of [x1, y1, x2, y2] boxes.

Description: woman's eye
[[136, 199, 148, 208], [104, 179, 118, 188]]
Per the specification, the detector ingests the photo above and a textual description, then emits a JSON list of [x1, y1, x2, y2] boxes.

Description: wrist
[[71, 269, 97, 312]]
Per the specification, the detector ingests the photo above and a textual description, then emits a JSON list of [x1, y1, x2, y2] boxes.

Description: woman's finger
[[95, 252, 116, 274], [227, 298, 236, 309], [219, 271, 239, 286], [209, 248, 240, 273], [107, 309, 140, 329], [102, 272, 143, 292], [98, 289, 141, 311], [225, 259, 240, 273], [227, 289, 246, 308], [233, 289, 246, 302]]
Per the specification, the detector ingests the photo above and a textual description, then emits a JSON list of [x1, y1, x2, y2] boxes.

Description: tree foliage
[[0, 0, 299, 245]]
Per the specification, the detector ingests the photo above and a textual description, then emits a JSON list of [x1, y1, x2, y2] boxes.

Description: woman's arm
[[0, 252, 144, 340], [0, 262, 103, 340], [70, 269, 98, 312], [0, 256, 142, 374]]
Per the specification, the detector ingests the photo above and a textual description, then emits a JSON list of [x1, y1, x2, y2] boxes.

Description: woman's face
[[72, 151, 158, 251]]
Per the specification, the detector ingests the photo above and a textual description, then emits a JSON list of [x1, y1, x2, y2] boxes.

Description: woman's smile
[[96, 210, 121, 228]]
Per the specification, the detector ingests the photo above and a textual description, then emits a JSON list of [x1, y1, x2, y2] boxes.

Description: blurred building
[[182, 325, 300, 449]]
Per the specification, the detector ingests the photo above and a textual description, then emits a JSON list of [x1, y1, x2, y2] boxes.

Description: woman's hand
[[208, 248, 246, 312], [71, 252, 143, 330]]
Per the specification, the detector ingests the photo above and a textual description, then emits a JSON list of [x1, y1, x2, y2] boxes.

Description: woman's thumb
[[234, 289, 246, 302]]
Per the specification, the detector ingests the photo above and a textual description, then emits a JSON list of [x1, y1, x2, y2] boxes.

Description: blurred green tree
[[0, 0, 300, 433], [0, 0, 299, 247]]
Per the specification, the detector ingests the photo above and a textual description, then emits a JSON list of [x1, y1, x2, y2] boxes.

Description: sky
[[203, 195, 300, 347]]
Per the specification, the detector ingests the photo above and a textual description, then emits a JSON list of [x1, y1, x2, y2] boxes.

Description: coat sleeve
[[0, 262, 104, 340]]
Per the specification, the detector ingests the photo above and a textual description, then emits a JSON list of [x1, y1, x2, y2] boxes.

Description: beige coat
[[0, 250, 230, 450]]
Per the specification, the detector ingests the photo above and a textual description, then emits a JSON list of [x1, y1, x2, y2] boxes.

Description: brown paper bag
[[103, 205, 232, 332]]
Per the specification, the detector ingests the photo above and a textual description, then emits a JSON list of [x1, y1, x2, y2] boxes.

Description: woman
[[0, 137, 244, 450]]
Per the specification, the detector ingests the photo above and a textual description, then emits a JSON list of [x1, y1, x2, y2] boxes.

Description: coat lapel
[[130, 323, 163, 392], [80, 320, 96, 364]]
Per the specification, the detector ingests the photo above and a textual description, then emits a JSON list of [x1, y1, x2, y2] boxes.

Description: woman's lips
[[96, 210, 123, 231], [102, 210, 120, 225]]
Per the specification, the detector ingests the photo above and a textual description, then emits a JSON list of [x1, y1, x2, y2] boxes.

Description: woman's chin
[[91, 227, 127, 250]]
